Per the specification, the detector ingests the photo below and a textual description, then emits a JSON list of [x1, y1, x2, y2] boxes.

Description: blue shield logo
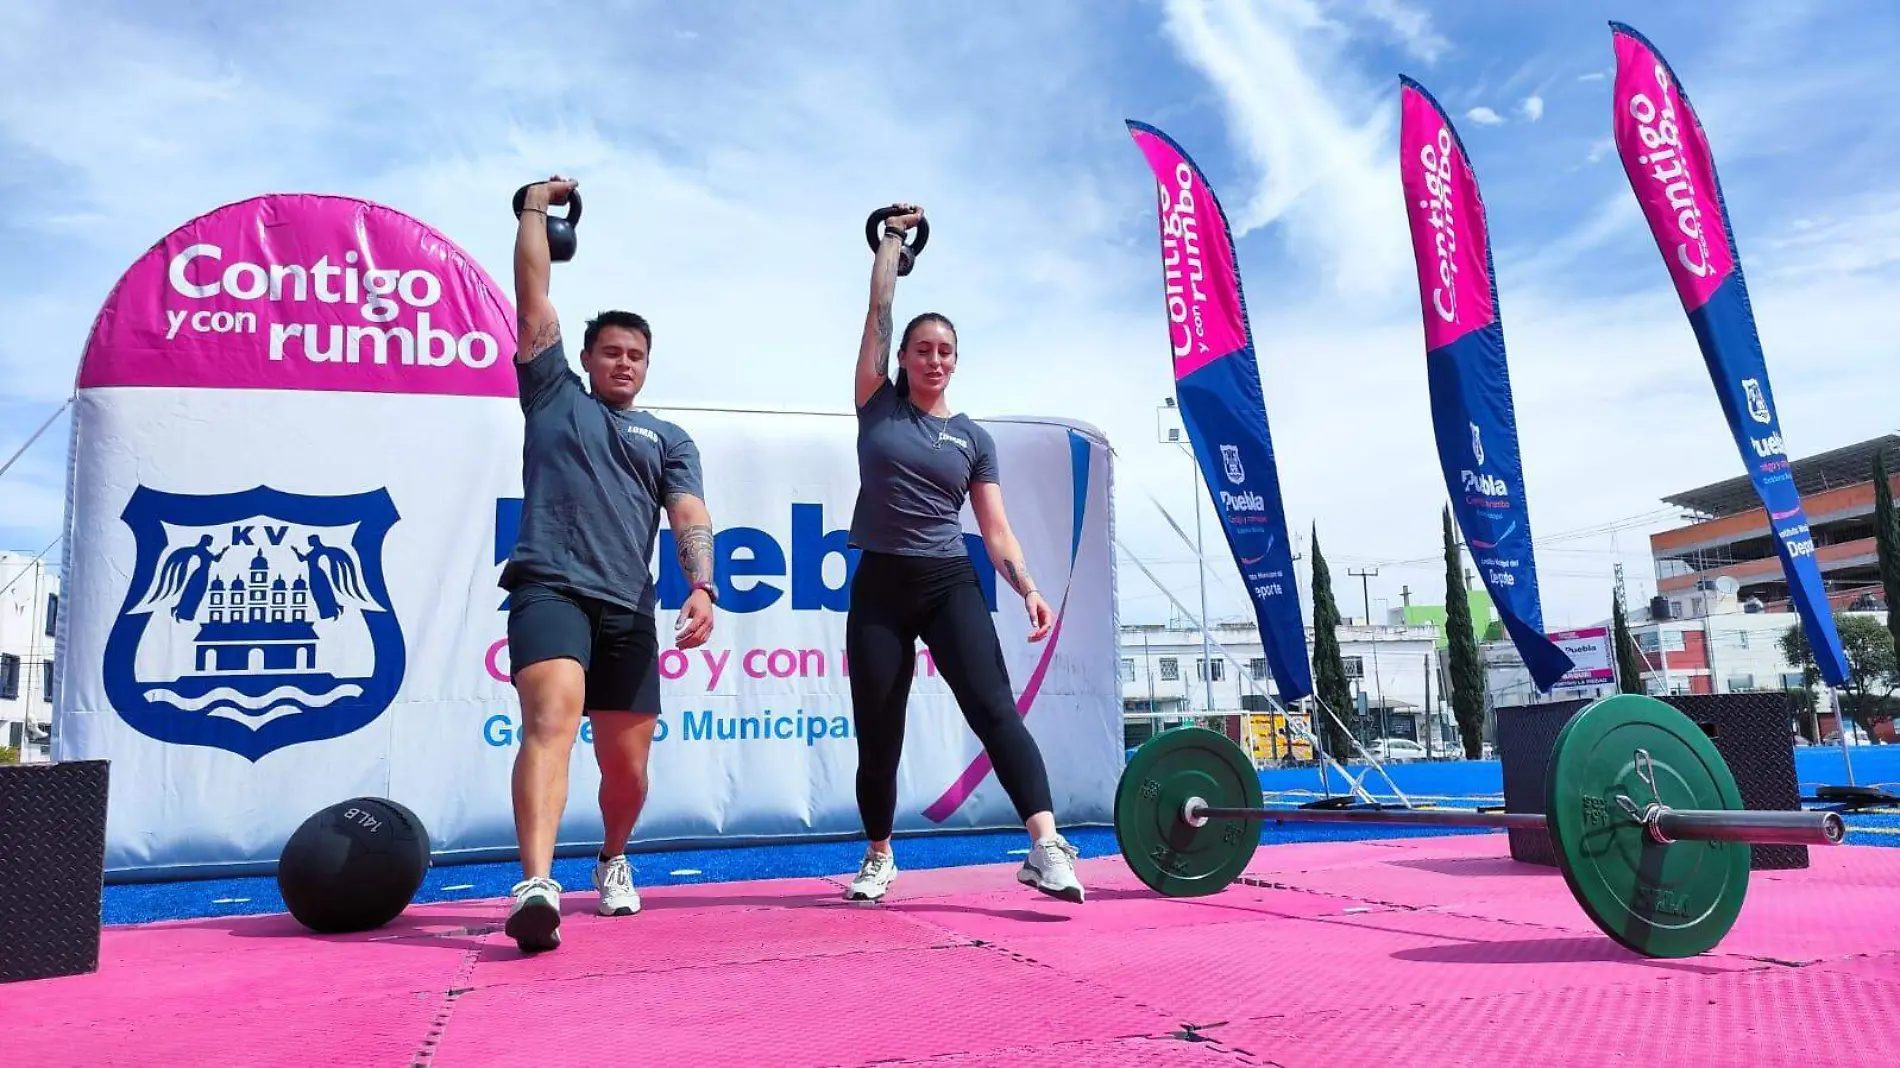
[[103, 486, 406, 762]]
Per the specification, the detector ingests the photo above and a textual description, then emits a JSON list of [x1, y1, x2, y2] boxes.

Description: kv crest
[[102, 485, 406, 762], [1220, 444, 1245, 485], [1741, 378, 1772, 425]]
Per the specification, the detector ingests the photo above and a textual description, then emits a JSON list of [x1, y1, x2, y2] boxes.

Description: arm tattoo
[[874, 303, 894, 377], [520, 318, 561, 359], [677, 523, 714, 586], [1003, 559, 1035, 597]]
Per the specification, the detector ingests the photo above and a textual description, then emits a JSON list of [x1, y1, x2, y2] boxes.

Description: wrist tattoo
[[1004, 559, 1033, 596], [677, 523, 714, 585]]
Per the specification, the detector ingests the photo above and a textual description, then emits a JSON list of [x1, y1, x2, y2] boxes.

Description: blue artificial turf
[[102, 751, 1900, 927]]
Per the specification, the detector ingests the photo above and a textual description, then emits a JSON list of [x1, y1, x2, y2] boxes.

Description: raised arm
[[970, 481, 1054, 642], [514, 177, 576, 363], [856, 203, 922, 408]]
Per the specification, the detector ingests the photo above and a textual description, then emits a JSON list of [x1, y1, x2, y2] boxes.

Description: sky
[[2, 0, 1898, 636]]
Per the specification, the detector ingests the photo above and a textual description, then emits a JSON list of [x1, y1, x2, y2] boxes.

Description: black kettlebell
[[865, 206, 929, 277], [513, 183, 583, 263]]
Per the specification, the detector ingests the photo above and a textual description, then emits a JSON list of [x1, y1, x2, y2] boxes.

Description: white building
[[1120, 619, 1458, 754], [1480, 592, 1887, 742], [1, 550, 58, 761]]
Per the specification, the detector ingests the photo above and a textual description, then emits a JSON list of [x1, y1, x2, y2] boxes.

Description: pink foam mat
[[11, 837, 1899, 1067]]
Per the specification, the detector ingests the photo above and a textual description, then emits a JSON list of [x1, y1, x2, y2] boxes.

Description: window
[[44, 593, 58, 637], [1158, 657, 1179, 681], [1249, 658, 1268, 680], [1342, 656, 1364, 679], [1198, 658, 1224, 682], [1240, 694, 1273, 712], [1780, 672, 1807, 689], [41, 659, 53, 702], [0, 654, 18, 700], [1120, 658, 1136, 682], [1727, 674, 1755, 692], [1636, 631, 1685, 654]]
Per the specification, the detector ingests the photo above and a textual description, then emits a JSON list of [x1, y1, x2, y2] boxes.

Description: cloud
[[1578, 71, 1608, 83], [1147, 0, 1900, 631], [2, 0, 1897, 641], [1158, 0, 1413, 300], [1351, 0, 1450, 63], [1520, 95, 1545, 122]]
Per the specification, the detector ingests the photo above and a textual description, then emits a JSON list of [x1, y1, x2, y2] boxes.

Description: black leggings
[[846, 550, 1054, 841]]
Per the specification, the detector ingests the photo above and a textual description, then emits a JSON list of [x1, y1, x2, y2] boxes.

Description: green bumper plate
[[1114, 726, 1263, 897], [1547, 694, 1750, 958]]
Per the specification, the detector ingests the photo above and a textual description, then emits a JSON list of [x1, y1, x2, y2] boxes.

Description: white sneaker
[[1018, 835, 1085, 903], [505, 876, 564, 952], [845, 848, 898, 902], [592, 855, 642, 917]]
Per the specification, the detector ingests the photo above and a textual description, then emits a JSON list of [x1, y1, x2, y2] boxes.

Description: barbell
[[1113, 693, 1846, 959]]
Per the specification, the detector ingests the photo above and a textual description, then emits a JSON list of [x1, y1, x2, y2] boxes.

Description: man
[[499, 175, 717, 954]]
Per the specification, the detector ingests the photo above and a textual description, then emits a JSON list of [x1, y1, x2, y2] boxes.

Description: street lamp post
[[1158, 398, 1214, 720]]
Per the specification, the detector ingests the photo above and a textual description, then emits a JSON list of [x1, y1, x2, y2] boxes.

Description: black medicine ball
[[277, 796, 432, 934]]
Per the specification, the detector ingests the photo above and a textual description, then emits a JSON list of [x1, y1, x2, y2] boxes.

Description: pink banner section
[[1125, 123, 1250, 380], [1610, 27, 1735, 313], [77, 194, 518, 398], [1399, 78, 1498, 351]]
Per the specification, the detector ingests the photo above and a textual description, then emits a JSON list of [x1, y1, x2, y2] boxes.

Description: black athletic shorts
[[505, 582, 662, 715]]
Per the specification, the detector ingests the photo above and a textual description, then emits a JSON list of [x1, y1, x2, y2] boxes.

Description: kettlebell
[[865, 205, 930, 277], [512, 183, 583, 263]]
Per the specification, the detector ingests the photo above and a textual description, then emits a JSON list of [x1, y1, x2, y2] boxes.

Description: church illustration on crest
[[194, 549, 320, 674]]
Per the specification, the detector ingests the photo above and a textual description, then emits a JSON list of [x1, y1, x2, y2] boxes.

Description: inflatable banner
[[53, 194, 1121, 879], [1125, 120, 1312, 703], [1398, 76, 1572, 691], [1609, 21, 1849, 687]]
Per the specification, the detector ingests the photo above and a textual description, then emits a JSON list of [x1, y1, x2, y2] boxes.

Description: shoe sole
[[505, 900, 562, 952], [596, 902, 641, 917], [1018, 868, 1085, 904], [844, 875, 896, 902]]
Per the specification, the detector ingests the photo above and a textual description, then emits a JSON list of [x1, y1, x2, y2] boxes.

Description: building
[[1120, 618, 1457, 758], [195, 551, 320, 673], [1650, 434, 1899, 617], [0, 550, 58, 762]]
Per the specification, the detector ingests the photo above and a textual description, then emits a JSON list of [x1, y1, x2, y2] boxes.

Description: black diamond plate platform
[[1, 760, 110, 984]]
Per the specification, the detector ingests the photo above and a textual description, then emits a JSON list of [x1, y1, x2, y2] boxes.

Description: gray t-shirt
[[848, 377, 1000, 557], [499, 340, 703, 614]]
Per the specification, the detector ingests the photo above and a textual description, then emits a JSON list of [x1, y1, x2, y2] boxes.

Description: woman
[[842, 202, 1084, 905]]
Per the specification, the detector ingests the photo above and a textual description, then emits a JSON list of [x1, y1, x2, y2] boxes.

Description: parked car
[[1367, 738, 1430, 763]]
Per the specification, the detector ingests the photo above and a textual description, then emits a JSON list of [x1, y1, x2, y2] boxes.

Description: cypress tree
[[1613, 595, 1646, 694], [1307, 524, 1357, 760], [1443, 507, 1486, 758]]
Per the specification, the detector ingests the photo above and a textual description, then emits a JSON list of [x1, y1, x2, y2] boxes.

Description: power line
[[0, 535, 62, 602]]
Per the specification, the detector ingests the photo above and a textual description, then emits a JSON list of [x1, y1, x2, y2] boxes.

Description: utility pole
[[1349, 567, 1379, 626], [1348, 567, 1385, 740]]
